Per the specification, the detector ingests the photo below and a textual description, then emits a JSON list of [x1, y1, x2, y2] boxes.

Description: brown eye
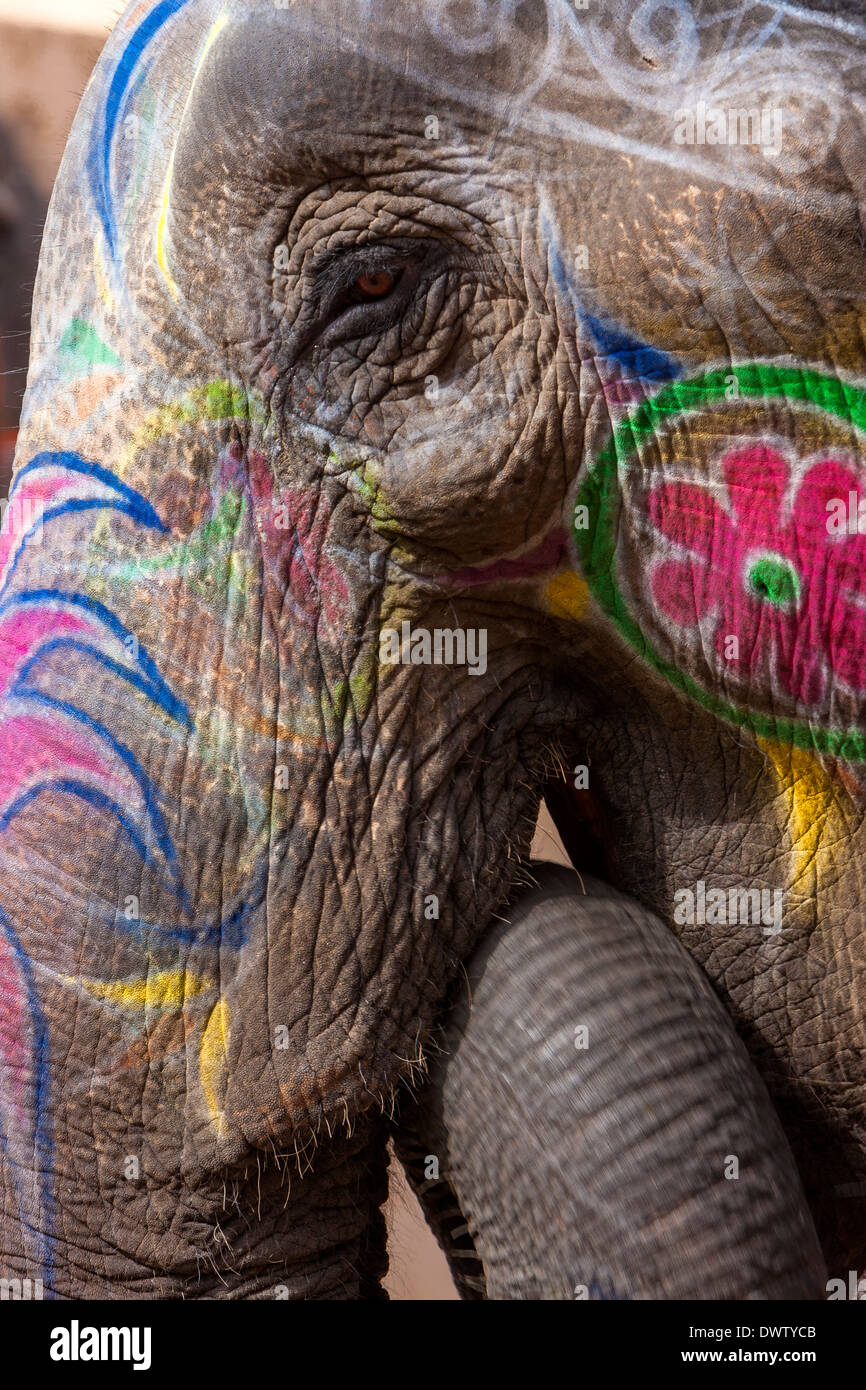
[[354, 270, 398, 298]]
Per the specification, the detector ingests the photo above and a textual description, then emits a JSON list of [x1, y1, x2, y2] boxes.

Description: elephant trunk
[[397, 865, 827, 1299]]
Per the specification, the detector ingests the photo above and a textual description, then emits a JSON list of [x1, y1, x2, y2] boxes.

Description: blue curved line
[[5, 688, 182, 894], [584, 312, 682, 384], [90, 0, 193, 258], [542, 216, 682, 385], [0, 589, 192, 730], [107, 863, 266, 950], [213, 883, 261, 953], [0, 780, 151, 866], [546, 232, 579, 309], [15, 638, 190, 729], [0, 906, 53, 1285], [0, 499, 168, 603], [10, 453, 166, 532]]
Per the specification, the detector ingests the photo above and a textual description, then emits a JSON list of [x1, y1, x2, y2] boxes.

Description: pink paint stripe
[[0, 466, 118, 576], [11, 473, 75, 507], [439, 528, 569, 587], [0, 716, 126, 807], [0, 608, 92, 697], [0, 473, 70, 575]]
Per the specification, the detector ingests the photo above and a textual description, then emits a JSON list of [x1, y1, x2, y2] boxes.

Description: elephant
[[0, 0, 864, 1298]]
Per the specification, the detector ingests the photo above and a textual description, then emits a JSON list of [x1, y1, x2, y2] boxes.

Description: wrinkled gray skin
[[400, 866, 825, 1299], [1, 0, 864, 1299]]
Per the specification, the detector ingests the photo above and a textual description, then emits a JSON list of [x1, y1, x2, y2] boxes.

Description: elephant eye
[[301, 239, 448, 351], [353, 269, 401, 300]]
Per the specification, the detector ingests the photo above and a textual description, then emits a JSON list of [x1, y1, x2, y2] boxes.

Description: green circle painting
[[573, 365, 866, 762]]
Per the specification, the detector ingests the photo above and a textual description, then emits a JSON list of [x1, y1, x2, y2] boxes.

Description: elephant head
[[0, 0, 863, 1297]]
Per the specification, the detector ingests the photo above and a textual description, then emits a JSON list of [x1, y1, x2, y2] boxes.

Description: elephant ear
[[393, 864, 827, 1300]]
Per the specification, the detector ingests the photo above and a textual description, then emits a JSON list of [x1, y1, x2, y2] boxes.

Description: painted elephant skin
[[0, 0, 865, 1298]]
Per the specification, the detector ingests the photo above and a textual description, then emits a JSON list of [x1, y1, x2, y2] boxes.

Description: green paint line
[[113, 489, 253, 608]]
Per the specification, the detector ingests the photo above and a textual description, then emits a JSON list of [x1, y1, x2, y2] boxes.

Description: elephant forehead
[[179, 0, 866, 180], [202, 0, 865, 148], [162, 4, 546, 204], [86, 1, 866, 358]]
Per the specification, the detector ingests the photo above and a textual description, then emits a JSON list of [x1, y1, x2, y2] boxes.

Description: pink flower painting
[[647, 445, 866, 708]]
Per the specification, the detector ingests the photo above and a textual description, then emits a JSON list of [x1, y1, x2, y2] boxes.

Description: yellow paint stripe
[[156, 10, 230, 299], [71, 968, 212, 1013], [155, 153, 180, 300], [200, 998, 231, 1136], [758, 738, 835, 893], [546, 570, 589, 621], [93, 238, 113, 309]]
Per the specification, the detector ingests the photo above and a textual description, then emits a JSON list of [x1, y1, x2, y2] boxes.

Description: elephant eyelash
[[326, 262, 408, 318], [308, 239, 446, 348]]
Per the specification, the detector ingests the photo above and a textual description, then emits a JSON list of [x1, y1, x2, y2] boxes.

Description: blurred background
[[0, 0, 571, 1299]]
